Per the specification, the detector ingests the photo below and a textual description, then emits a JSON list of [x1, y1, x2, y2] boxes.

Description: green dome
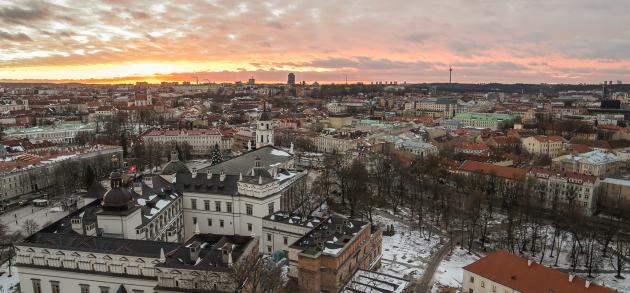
[[161, 161, 190, 175]]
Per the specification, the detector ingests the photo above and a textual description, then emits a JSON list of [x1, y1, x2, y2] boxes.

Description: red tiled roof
[[569, 139, 612, 150], [570, 144, 593, 154], [527, 167, 598, 184], [459, 160, 526, 180], [464, 250, 616, 293], [532, 135, 566, 143]]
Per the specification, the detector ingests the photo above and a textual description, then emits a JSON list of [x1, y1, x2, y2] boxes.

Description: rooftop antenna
[[192, 72, 199, 85]]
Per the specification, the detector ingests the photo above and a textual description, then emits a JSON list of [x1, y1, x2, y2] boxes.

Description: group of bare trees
[[314, 152, 630, 279]]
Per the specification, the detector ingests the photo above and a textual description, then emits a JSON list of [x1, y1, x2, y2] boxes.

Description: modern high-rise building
[[287, 73, 295, 85]]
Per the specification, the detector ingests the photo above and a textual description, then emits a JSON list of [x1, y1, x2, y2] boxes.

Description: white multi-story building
[[162, 144, 308, 253], [313, 135, 358, 154], [262, 212, 323, 277], [552, 150, 621, 178], [415, 97, 459, 118], [142, 128, 232, 156], [522, 135, 567, 157], [528, 167, 599, 215], [0, 145, 122, 202], [383, 133, 439, 157], [0, 98, 29, 112], [326, 102, 348, 114], [3, 122, 97, 144]]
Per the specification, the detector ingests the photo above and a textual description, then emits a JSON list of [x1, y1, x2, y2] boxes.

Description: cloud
[[0, 1, 51, 25], [0, 30, 32, 42], [1, 0, 630, 83]]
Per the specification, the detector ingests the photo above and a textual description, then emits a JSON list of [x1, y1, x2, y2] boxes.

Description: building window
[[32, 279, 41, 293], [215, 201, 221, 212], [226, 202, 232, 213], [248, 223, 252, 231], [100, 286, 110, 293], [267, 245, 272, 253], [50, 281, 60, 293], [470, 276, 474, 283], [207, 218, 212, 226], [267, 233, 272, 241], [80, 284, 90, 293], [192, 217, 197, 225], [283, 237, 288, 245], [481, 281, 485, 288], [268, 202, 274, 215], [132, 290, 144, 293], [220, 220, 224, 227], [204, 200, 210, 211], [191, 199, 197, 210], [246, 204, 253, 215]]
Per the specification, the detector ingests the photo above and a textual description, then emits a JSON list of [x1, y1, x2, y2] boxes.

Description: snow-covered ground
[[431, 248, 479, 292], [373, 214, 442, 279], [0, 197, 91, 235], [0, 262, 19, 293]]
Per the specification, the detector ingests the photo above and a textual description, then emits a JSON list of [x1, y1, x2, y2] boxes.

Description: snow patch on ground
[[373, 214, 441, 279], [270, 149, 290, 157], [0, 262, 19, 293], [431, 247, 479, 292]]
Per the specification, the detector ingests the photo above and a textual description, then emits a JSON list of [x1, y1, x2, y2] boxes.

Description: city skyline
[[1, 0, 630, 84]]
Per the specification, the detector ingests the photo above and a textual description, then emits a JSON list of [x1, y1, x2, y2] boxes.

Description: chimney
[[170, 150, 179, 162], [527, 259, 532, 266], [159, 248, 166, 263], [569, 274, 575, 282], [239, 173, 243, 181], [585, 280, 591, 288], [133, 181, 142, 193], [220, 170, 226, 182], [188, 241, 201, 262]]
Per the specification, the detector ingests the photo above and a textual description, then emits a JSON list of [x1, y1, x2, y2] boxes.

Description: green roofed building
[[453, 112, 514, 130]]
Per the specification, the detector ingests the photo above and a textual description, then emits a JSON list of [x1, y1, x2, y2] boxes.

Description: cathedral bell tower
[[256, 105, 274, 149]]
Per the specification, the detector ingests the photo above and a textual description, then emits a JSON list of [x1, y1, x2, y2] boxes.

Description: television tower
[[449, 67, 452, 84]]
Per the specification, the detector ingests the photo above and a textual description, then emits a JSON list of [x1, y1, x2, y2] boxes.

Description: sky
[[1, 0, 630, 84]]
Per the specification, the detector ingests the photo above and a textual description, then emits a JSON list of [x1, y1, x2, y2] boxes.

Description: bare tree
[[22, 219, 39, 236]]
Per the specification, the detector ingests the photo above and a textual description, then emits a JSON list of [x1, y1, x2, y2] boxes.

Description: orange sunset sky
[[1, 0, 630, 84]]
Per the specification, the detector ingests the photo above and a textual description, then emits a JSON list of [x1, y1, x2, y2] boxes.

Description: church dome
[[161, 150, 191, 175], [161, 161, 190, 175], [102, 172, 134, 210]]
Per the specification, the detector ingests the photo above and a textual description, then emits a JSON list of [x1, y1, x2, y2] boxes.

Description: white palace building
[[15, 117, 319, 293]]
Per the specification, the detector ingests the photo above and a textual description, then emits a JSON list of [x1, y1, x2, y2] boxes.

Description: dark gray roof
[[157, 234, 254, 272], [174, 173, 239, 195], [263, 212, 324, 229], [20, 232, 180, 258], [200, 145, 292, 176], [290, 216, 368, 257]]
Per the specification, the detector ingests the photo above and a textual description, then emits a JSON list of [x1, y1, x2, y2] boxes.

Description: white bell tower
[[256, 109, 274, 149]]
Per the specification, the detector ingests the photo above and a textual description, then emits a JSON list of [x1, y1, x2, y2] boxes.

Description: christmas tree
[[210, 143, 223, 165]]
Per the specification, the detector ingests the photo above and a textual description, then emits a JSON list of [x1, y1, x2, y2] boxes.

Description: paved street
[[0, 196, 90, 235]]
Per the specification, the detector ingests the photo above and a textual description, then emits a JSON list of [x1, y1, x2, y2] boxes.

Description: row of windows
[[190, 200, 275, 216], [32, 279, 144, 293], [191, 217, 254, 232]]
